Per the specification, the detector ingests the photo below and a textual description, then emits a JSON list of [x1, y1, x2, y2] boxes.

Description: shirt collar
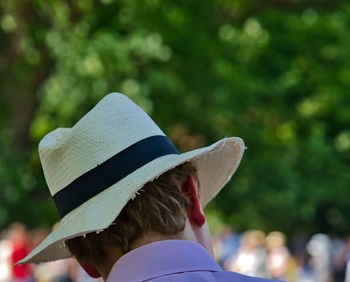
[[106, 240, 222, 282]]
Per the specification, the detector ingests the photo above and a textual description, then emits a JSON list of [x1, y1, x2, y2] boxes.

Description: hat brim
[[18, 137, 245, 264]]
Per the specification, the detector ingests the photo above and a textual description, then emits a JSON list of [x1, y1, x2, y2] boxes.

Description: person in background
[[214, 225, 241, 267], [266, 231, 290, 280], [306, 233, 332, 282], [329, 234, 347, 282], [226, 230, 269, 278], [9, 223, 33, 282], [0, 229, 12, 282]]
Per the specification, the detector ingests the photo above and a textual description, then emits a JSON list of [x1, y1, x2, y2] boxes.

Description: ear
[[81, 264, 102, 279], [182, 176, 206, 227]]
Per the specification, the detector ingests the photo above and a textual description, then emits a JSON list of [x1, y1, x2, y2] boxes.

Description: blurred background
[[0, 0, 349, 281]]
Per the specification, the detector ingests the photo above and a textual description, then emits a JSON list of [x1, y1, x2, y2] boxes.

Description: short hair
[[65, 162, 198, 264]]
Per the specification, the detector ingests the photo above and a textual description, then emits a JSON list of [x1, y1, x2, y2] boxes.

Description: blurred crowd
[[0, 223, 101, 282], [213, 225, 350, 282], [1, 222, 350, 282]]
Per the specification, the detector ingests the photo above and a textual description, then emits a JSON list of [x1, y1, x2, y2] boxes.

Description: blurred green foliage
[[1, 0, 349, 236]]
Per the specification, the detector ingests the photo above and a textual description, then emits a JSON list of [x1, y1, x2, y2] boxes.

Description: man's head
[[66, 162, 212, 279], [18, 93, 244, 269]]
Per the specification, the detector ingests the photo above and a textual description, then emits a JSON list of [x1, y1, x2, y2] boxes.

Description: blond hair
[[66, 162, 198, 264]]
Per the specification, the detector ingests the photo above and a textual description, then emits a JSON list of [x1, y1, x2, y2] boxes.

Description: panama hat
[[19, 92, 245, 264]]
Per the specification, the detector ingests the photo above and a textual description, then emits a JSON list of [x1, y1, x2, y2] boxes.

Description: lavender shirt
[[106, 240, 282, 282]]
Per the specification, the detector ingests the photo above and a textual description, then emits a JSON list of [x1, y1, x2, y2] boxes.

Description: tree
[[1, 0, 349, 236]]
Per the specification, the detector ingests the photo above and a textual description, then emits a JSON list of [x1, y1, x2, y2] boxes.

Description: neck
[[130, 231, 185, 251], [98, 218, 213, 280], [97, 231, 186, 280]]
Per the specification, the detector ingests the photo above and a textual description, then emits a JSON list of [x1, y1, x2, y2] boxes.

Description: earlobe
[[183, 176, 206, 227], [82, 264, 102, 279]]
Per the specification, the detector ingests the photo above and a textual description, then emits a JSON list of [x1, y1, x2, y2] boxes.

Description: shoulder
[[148, 270, 285, 282], [216, 271, 285, 282]]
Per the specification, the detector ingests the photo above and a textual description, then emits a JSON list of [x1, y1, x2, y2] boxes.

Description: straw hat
[[19, 93, 245, 264]]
